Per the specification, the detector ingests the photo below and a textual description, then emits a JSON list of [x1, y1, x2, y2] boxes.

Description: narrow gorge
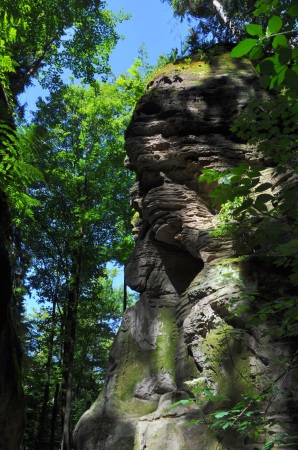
[[74, 45, 298, 450]]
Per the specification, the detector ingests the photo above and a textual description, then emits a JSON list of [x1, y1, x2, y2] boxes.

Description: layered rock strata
[[74, 45, 298, 450]]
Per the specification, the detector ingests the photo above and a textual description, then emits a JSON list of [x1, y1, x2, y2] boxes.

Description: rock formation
[[74, 45, 298, 450]]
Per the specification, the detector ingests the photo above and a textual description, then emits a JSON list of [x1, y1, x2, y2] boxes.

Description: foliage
[[199, 0, 298, 283], [0, 0, 129, 97], [0, 1, 151, 448], [19, 58, 149, 448], [23, 269, 137, 449], [0, 0, 128, 239], [0, 123, 44, 220], [154, 48, 180, 69], [0, 11, 23, 104], [230, 1, 298, 90], [170, 324, 298, 448], [162, 0, 262, 52]]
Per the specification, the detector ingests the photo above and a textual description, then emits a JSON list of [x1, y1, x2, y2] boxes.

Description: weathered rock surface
[[74, 45, 298, 450]]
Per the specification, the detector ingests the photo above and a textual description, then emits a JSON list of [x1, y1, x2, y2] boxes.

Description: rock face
[[74, 46, 298, 450]]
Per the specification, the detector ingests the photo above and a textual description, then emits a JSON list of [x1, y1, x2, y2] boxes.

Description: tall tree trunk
[[51, 313, 63, 450], [60, 246, 82, 450], [0, 202, 25, 449], [50, 382, 60, 450], [37, 277, 59, 449]]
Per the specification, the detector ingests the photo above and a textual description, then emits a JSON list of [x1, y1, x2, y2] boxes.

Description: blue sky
[[106, 0, 190, 75]]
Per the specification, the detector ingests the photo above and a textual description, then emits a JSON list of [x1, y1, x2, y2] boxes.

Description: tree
[[19, 58, 150, 449], [162, 0, 266, 51], [23, 269, 137, 450], [0, 2, 128, 446], [0, 0, 128, 99]]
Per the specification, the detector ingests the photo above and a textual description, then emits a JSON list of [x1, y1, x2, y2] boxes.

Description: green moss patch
[[113, 305, 179, 417]]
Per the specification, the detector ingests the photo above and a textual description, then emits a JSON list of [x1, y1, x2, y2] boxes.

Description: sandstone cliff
[[74, 45, 298, 450]]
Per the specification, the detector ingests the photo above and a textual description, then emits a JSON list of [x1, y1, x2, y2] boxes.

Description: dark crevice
[[187, 346, 193, 358], [136, 102, 162, 116], [173, 75, 183, 83], [184, 156, 198, 162], [146, 80, 154, 90], [138, 221, 150, 240], [188, 346, 203, 372], [156, 241, 204, 296], [160, 76, 172, 85]]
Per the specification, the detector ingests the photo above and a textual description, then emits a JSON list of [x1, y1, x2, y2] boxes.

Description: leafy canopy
[[0, 0, 129, 97]]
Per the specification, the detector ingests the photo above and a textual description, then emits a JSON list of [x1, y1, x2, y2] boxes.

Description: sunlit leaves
[[267, 15, 282, 34], [230, 0, 298, 94], [272, 34, 287, 49], [230, 39, 258, 57], [246, 24, 264, 37], [0, 0, 129, 94]]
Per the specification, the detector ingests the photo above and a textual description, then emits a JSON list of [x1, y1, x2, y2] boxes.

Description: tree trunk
[[0, 218, 25, 449], [50, 382, 60, 450], [37, 280, 59, 449], [60, 248, 82, 450], [0, 97, 25, 449], [211, 0, 241, 41]]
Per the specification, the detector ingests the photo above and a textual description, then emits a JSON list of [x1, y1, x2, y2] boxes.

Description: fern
[[0, 120, 44, 221]]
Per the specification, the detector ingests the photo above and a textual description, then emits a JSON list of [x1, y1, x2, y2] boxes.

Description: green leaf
[[242, 177, 251, 186], [255, 183, 272, 192], [292, 47, 298, 61], [250, 178, 261, 188], [272, 34, 287, 49], [259, 60, 275, 75], [249, 45, 264, 60], [254, 4, 268, 15], [230, 39, 258, 58], [259, 75, 270, 88], [246, 24, 264, 37], [261, 440, 274, 450], [233, 198, 254, 215], [215, 411, 229, 419], [267, 15, 283, 34], [277, 66, 287, 85], [287, 5, 298, 16], [169, 399, 194, 408], [278, 47, 291, 65], [259, 313, 267, 321], [285, 68, 298, 89], [203, 388, 214, 397], [249, 165, 266, 173], [255, 193, 274, 203], [239, 162, 250, 170]]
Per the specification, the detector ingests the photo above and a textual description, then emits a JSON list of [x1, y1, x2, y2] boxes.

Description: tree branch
[[12, 36, 56, 97], [211, 0, 241, 41]]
